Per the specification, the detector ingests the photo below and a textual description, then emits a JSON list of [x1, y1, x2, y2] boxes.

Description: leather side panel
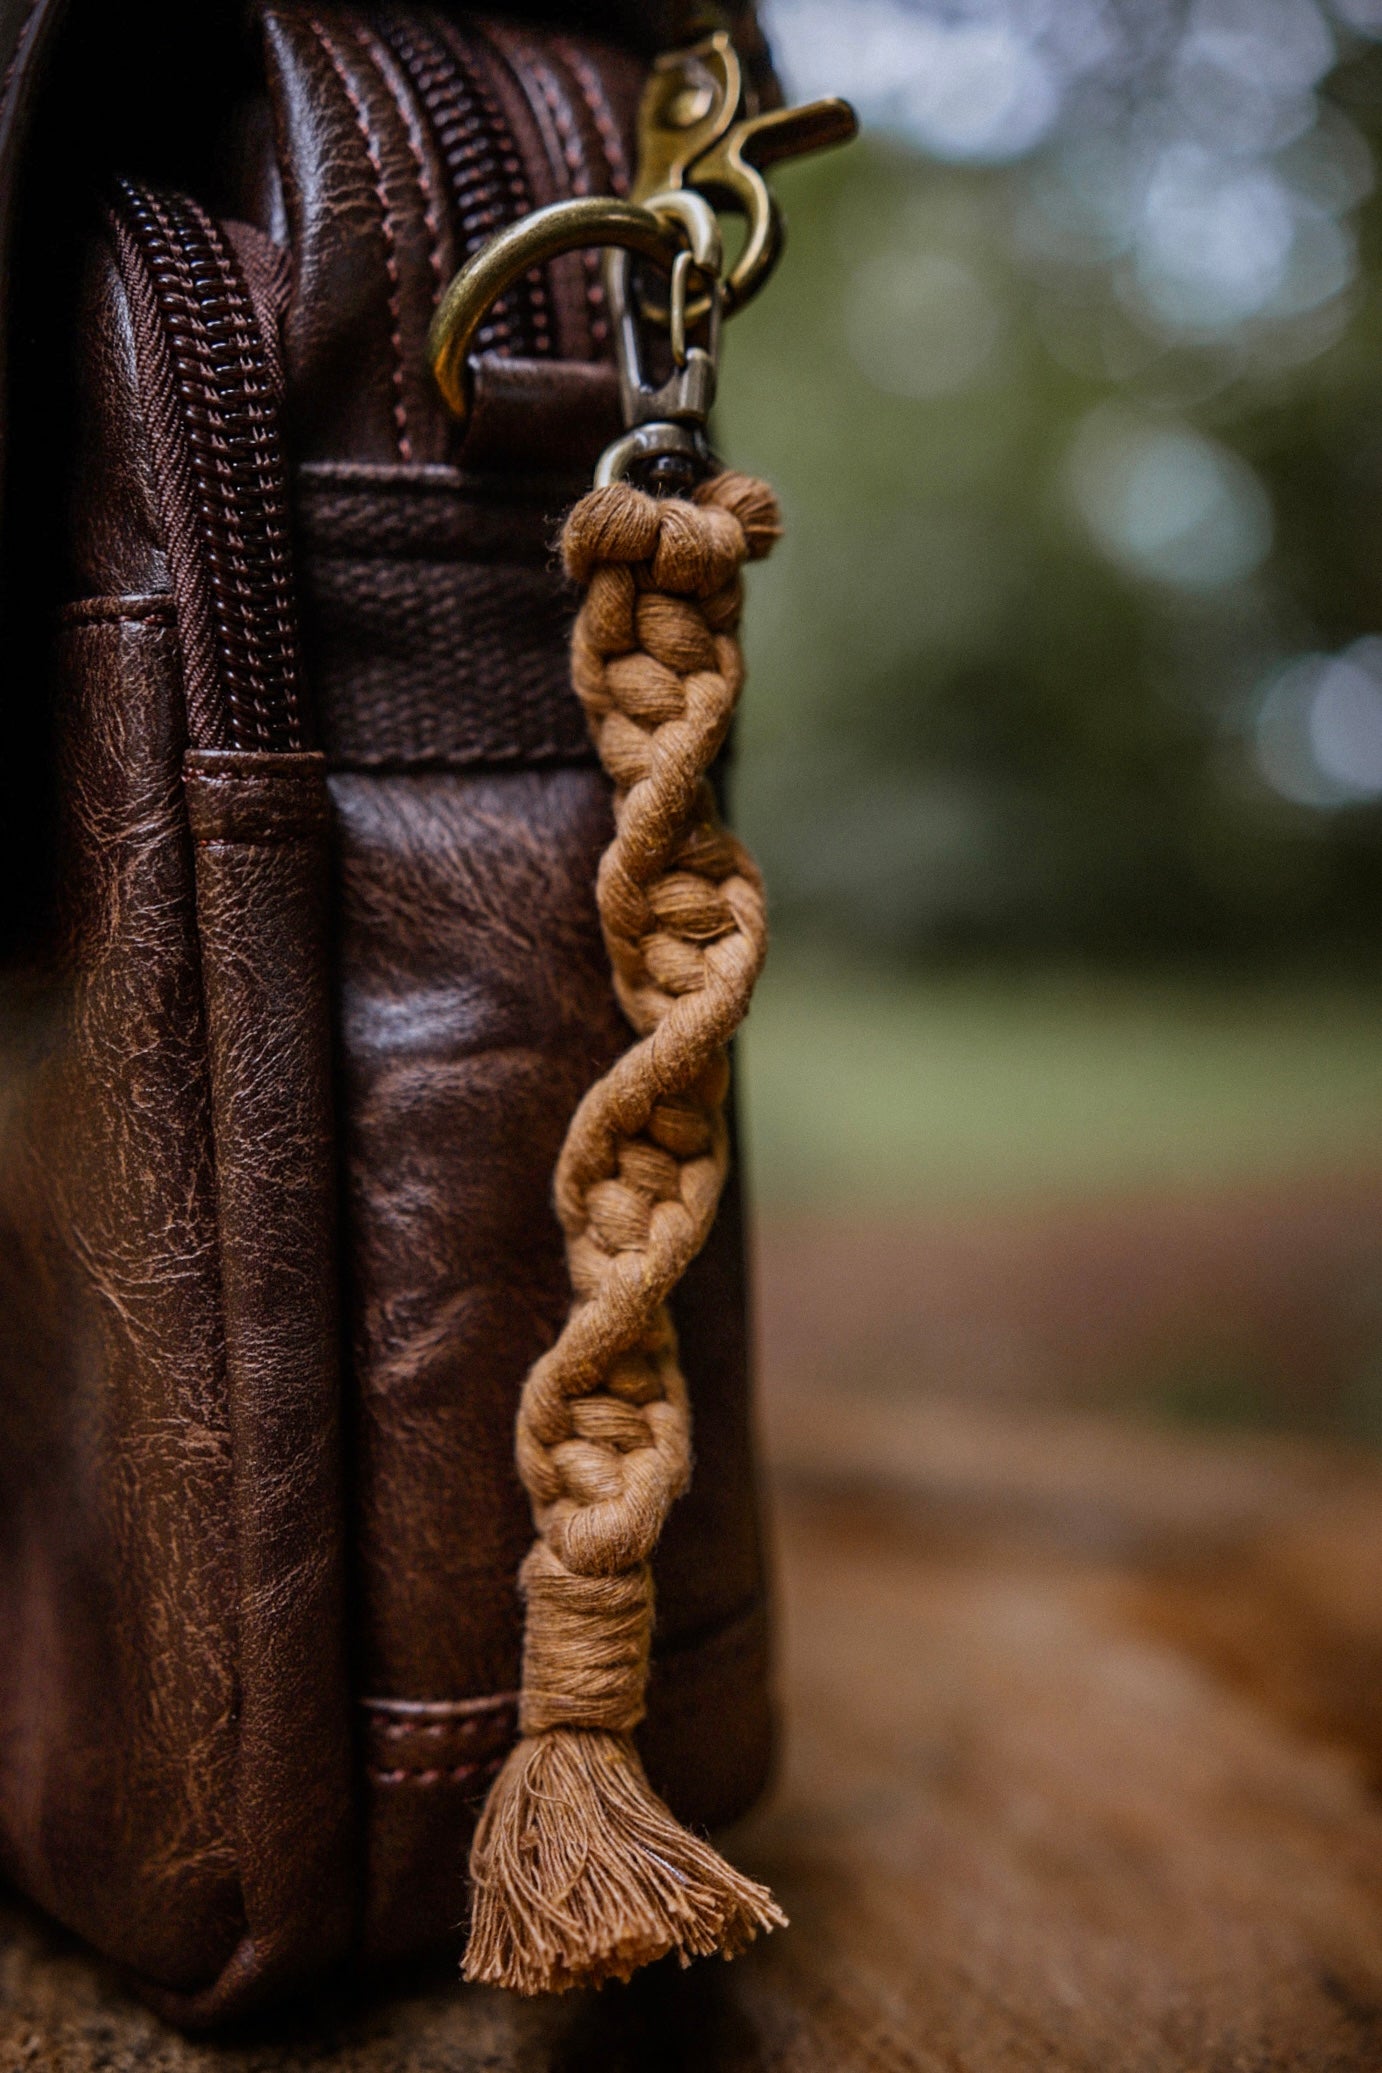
[[333, 768, 626, 1706], [0, 228, 358, 2021], [170, 749, 354, 2017], [333, 766, 617, 1958], [0, 609, 242, 1989]]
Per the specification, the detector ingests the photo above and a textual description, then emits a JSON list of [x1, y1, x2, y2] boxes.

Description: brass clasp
[[426, 32, 857, 460], [633, 31, 857, 324], [597, 189, 723, 489]]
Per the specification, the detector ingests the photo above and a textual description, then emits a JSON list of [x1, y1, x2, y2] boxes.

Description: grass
[[740, 953, 1382, 1210]]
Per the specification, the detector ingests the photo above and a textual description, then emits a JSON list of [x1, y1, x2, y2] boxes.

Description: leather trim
[[363, 1692, 518, 1787], [179, 747, 354, 2014], [463, 353, 621, 472], [60, 592, 174, 626], [0, 615, 244, 1993], [0, 0, 65, 522]]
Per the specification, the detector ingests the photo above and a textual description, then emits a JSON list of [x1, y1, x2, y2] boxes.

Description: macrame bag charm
[[428, 33, 856, 1996]]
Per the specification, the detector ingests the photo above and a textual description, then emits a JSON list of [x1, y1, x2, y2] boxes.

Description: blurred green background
[[723, 0, 1382, 1441]]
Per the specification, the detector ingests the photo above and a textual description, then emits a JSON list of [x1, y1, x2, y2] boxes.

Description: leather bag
[[0, 0, 775, 2022]]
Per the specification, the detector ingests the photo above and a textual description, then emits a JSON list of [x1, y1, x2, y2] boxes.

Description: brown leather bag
[[0, 2, 776, 2022]]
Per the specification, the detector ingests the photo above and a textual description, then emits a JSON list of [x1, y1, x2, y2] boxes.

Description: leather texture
[[0, 229, 357, 2022], [0, 600, 243, 1993], [0, 0, 776, 2022]]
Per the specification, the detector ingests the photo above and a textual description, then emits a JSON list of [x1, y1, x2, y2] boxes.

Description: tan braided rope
[[463, 473, 785, 1995]]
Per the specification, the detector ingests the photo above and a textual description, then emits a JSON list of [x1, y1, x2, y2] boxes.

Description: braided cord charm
[[462, 473, 785, 1995]]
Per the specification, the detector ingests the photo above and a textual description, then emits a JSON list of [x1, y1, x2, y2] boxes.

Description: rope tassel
[[462, 473, 785, 1995]]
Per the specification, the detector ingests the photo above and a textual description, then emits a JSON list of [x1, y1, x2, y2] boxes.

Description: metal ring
[[593, 421, 709, 489], [428, 196, 685, 422]]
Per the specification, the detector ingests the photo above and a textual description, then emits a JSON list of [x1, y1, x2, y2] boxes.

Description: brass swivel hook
[[597, 189, 724, 491]]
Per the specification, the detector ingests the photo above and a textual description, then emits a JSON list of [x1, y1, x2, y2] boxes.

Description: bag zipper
[[103, 19, 627, 753], [109, 178, 306, 755], [376, 10, 626, 361], [376, 12, 553, 360]]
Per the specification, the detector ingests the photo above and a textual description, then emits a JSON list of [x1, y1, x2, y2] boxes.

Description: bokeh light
[[724, 0, 1382, 966]]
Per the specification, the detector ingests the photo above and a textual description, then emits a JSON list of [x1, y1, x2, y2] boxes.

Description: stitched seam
[[192, 832, 316, 849], [321, 751, 594, 776], [184, 767, 318, 787], [523, 41, 607, 340], [368, 1755, 504, 1787], [369, 1716, 511, 1742], [60, 596, 176, 627], [479, 18, 606, 344], [349, 18, 447, 312], [308, 16, 413, 461], [528, 52, 588, 192], [554, 39, 629, 196], [362, 1690, 519, 1719]]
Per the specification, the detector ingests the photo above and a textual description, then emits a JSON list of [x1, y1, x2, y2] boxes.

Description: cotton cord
[[462, 472, 785, 1995]]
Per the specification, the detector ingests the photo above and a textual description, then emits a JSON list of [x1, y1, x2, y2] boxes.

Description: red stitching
[[307, 17, 413, 461]]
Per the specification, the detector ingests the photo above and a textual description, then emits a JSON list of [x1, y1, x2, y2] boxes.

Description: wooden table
[[7, 1385, 1382, 2068]]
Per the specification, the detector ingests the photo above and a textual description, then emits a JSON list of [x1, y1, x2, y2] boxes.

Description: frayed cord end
[[462, 1726, 785, 1996]]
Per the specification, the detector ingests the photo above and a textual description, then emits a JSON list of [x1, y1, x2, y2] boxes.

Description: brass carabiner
[[427, 195, 685, 423]]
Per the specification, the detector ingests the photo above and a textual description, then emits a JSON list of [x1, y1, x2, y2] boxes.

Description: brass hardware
[[633, 37, 741, 209], [643, 186, 723, 279], [668, 251, 696, 366], [600, 190, 724, 488], [427, 30, 857, 458], [427, 195, 685, 420], [632, 31, 857, 322], [594, 421, 707, 490]]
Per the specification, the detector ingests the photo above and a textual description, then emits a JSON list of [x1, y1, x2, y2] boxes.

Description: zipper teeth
[[114, 180, 304, 753], [378, 11, 553, 359]]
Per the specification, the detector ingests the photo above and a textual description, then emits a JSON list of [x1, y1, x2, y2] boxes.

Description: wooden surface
[[6, 1386, 1382, 2067]]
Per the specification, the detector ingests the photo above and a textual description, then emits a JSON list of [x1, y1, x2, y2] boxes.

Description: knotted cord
[[463, 472, 785, 1995]]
